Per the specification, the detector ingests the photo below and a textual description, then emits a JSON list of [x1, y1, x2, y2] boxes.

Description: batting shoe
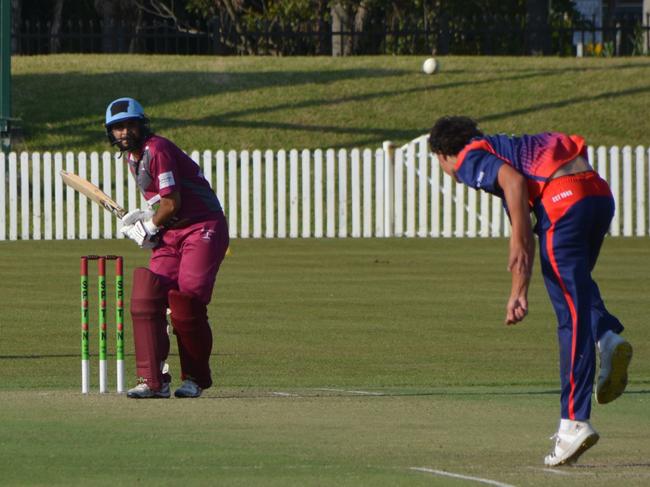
[[126, 380, 170, 399], [544, 420, 599, 467], [596, 331, 633, 405], [174, 379, 202, 398]]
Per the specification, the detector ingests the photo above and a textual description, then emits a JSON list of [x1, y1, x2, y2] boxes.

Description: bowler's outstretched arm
[[497, 163, 535, 325]]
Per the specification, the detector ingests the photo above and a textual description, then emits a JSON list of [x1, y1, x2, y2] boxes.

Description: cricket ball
[[422, 57, 439, 75]]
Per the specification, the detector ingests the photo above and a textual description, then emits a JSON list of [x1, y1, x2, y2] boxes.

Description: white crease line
[[411, 467, 516, 487], [271, 392, 298, 397], [338, 389, 385, 396], [530, 467, 574, 476], [315, 388, 385, 396]]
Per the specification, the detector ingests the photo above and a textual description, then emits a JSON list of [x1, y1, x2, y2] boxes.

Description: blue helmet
[[105, 97, 146, 127], [104, 97, 151, 150]]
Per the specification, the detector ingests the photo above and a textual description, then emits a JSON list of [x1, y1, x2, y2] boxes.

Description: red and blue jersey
[[453, 133, 588, 207], [451, 131, 622, 424], [127, 135, 222, 222]]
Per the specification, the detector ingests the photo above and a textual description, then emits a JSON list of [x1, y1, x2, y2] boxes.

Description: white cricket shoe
[[174, 379, 202, 398], [126, 381, 170, 399], [544, 420, 599, 467], [596, 331, 633, 404]]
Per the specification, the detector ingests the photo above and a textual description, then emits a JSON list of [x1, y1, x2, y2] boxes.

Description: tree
[[331, 1, 370, 56], [186, 0, 332, 54], [11, 0, 20, 53], [644, 0, 650, 54], [526, 0, 550, 54], [94, 0, 139, 52], [49, 0, 65, 53]]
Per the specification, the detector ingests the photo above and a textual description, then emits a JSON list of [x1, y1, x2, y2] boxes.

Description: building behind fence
[[1, 139, 648, 241]]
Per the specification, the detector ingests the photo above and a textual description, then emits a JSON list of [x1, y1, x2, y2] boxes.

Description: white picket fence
[[1, 138, 648, 241]]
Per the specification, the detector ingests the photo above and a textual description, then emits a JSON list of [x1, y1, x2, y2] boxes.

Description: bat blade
[[59, 170, 126, 219]]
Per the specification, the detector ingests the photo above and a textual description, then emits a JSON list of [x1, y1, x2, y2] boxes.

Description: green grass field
[[1, 238, 648, 486], [4, 54, 650, 485], [11, 55, 650, 152]]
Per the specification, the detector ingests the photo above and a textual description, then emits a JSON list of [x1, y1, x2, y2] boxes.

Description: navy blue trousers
[[534, 172, 624, 421]]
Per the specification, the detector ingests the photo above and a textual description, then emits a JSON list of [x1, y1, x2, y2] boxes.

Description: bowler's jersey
[[453, 133, 588, 207], [127, 135, 222, 222]]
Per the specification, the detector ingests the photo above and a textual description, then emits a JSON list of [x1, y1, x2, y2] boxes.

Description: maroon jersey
[[127, 135, 222, 223]]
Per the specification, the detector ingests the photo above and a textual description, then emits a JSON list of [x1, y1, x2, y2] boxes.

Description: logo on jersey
[[159, 171, 175, 189], [476, 171, 485, 188], [201, 229, 215, 241], [551, 190, 574, 203]]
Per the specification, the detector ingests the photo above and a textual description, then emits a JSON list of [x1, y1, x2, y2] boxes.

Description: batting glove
[[121, 218, 160, 249], [121, 208, 155, 226]]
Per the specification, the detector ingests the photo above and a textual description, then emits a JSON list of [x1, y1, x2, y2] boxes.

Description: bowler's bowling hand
[[505, 294, 528, 325]]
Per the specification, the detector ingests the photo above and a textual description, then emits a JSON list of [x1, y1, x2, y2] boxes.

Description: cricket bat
[[59, 170, 127, 219]]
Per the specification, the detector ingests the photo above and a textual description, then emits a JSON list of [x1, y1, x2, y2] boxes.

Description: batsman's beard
[[113, 134, 141, 152]]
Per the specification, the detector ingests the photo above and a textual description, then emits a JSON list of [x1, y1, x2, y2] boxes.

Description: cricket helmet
[[104, 97, 151, 150], [105, 97, 146, 126]]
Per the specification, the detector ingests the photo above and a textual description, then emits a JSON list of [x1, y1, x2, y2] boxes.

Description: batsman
[[104, 97, 229, 399]]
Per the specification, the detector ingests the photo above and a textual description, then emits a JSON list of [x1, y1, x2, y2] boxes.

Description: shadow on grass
[[17, 63, 650, 151], [203, 390, 563, 400], [204, 389, 650, 400], [571, 462, 650, 469], [479, 85, 650, 125], [0, 353, 152, 359], [461, 61, 650, 74], [0, 352, 242, 359]]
